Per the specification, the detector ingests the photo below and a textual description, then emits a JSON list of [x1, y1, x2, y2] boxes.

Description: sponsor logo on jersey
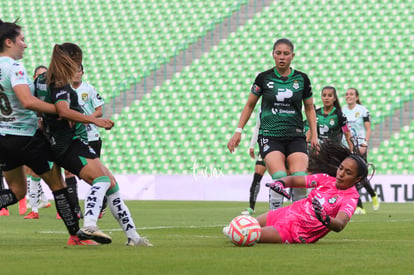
[[266, 81, 274, 89], [272, 107, 295, 115], [314, 193, 325, 205], [276, 88, 293, 101], [56, 90, 67, 98], [36, 83, 47, 91], [16, 70, 25, 77]]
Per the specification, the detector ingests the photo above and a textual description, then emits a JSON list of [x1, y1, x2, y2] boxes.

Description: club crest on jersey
[[328, 196, 338, 204], [292, 81, 300, 89], [81, 93, 89, 102], [330, 119, 335, 126], [355, 112, 361, 118]]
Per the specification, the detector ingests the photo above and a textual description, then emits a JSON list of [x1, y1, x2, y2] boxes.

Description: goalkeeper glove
[[265, 180, 291, 200], [312, 197, 331, 227]]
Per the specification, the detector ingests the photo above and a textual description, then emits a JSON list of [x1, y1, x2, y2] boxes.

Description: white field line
[[39, 224, 226, 235], [39, 218, 414, 235]]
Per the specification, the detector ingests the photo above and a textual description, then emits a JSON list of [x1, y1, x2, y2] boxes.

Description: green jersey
[[315, 107, 348, 144], [35, 73, 87, 158], [251, 68, 312, 137]]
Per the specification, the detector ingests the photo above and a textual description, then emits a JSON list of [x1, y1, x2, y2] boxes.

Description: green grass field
[[0, 201, 413, 275]]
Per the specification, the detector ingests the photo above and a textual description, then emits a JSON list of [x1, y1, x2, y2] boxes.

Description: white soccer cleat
[[77, 226, 112, 244], [241, 207, 255, 216], [126, 237, 153, 247]]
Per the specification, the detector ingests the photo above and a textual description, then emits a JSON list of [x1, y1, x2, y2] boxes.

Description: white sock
[[28, 176, 39, 212], [269, 189, 285, 210], [107, 185, 140, 242], [26, 176, 31, 206], [83, 176, 111, 228], [38, 181, 48, 203], [30, 176, 42, 204]]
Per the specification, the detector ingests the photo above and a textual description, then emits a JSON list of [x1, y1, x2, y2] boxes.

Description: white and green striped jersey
[[72, 82, 104, 142], [0, 57, 37, 136]]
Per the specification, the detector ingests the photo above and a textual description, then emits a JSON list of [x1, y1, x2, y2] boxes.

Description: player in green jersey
[[57, 64, 107, 220], [228, 38, 318, 210], [23, 65, 52, 220], [38, 42, 152, 246], [307, 86, 354, 150], [0, 19, 93, 245]]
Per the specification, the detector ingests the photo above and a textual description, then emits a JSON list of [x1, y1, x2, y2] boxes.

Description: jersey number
[[0, 85, 12, 116]]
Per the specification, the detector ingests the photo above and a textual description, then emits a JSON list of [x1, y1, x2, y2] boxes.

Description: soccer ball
[[227, 215, 261, 247]]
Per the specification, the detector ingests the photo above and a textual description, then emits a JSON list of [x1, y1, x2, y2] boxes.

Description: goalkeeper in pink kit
[[255, 141, 370, 244]]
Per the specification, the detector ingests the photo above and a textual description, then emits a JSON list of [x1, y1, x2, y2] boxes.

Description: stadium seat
[[6, 0, 412, 175]]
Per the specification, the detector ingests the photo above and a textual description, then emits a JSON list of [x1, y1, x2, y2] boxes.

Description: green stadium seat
[[9, 0, 411, 175]]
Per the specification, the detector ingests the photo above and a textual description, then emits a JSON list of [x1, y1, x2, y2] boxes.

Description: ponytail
[[47, 44, 81, 87]]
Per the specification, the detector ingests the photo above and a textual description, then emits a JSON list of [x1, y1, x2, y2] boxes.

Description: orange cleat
[[67, 235, 98, 245], [19, 197, 27, 215], [38, 201, 52, 208], [0, 208, 10, 216], [24, 211, 39, 219], [56, 212, 62, 220]]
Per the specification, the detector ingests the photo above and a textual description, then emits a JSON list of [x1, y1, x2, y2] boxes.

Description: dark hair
[[0, 19, 22, 52], [273, 38, 294, 52], [347, 88, 362, 105], [322, 86, 342, 111], [60, 42, 83, 65], [347, 154, 369, 179], [33, 65, 47, 77], [308, 140, 368, 180]]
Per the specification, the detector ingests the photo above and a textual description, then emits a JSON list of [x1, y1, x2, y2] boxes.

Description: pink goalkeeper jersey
[[266, 173, 359, 243]]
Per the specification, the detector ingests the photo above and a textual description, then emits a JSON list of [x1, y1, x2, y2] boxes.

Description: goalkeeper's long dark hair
[[307, 140, 374, 182]]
